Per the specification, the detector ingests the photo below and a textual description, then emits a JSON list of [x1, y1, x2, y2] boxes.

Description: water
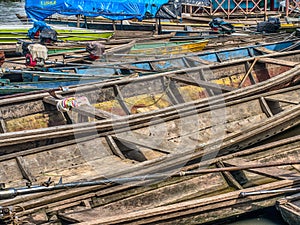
[[0, 0, 25, 24], [0, 1, 296, 224]]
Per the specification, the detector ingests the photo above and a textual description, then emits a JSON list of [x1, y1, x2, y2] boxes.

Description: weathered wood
[[265, 97, 300, 105], [238, 57, 258, 88], [184, 56, 212, 65], [113, 85, 131, 115], [16, 156, 36, 183], [244, 61, 257, 85], [67, 179, 300, 225], [254, 47, 276, 54], [112, 132, 176, 154], [0, 111, 7, 133], [216, 161, 243, 190], [43, 96, 119, 119], [169, 75, 236, 92], [224, 158, 300, 180], [162, 77, 184, 105], [105, 135, 126, 159], [259, 97, 274, 117], [258, 57, 299, 67]]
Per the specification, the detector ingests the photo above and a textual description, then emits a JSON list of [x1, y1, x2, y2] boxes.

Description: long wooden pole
[[1, 160, 300, 200]]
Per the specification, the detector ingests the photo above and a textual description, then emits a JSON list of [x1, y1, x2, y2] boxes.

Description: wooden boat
[[56, 135, 300, 224], [2, 45, 300, 93], [0, 25, 114, 43], [2, 39, 297, 95], [16, 13, 157, 33], [1, 126, 300, 224], [0, 50, 299, 151], [277, 193, 300, 225], [128, 39, 209, 55], [105, 38, 300, 62]]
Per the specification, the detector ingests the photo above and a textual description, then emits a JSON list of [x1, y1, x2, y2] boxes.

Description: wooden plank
[[244, 61, 257, 85], [43, 96, 119, 119], [259, 97, 274, 117], [113, 85, 131, 115], [0, 135, 97, 162], [257, 57, 299, 67], [169, 75, 236, 92], [238, 58, 258, 88], [162, 77, 185, 105], [224, 158, 300, 180], [264, 97, 300, 105], [0, 111, 7, 133], [254, 47, 276, 54], [73, 105, 120, 120], [216, 161, 243, 190], [16, 156, 36, 183], [184, 56, 212, 65], [105, 135, 126, 159], [112, 132, 177, 154]]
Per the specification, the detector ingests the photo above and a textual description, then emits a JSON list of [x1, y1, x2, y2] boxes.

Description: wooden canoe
[[128, 39, 209, 55], [0, 49, 299, 135], [0, 66, 298, 156], [1, 128, 300, 224], [0, 26, 114, 43], [277, 193, 300, 225]]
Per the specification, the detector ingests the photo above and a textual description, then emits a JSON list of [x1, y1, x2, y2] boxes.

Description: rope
[[56, 96, 90, 112]]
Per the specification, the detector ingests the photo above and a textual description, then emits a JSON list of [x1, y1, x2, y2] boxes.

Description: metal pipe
[[240, 187, 300, 197]]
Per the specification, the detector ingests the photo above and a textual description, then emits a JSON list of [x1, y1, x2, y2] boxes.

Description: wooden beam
[[224, 158, 300, 180], [216, 161, 243, 190], [244, 61, 257, 85], [257, 57, 299, 67], [16, 156, 36, 183], [184, 56, 212, 65], [259, 97, 274, 118], [254, 47, 276, 54], [264, 97, 300, 105], [112, 132, 177, 154], [0, 111, 7, 133], [43, 97, 119, 120], [113, 85, 131, 115], [238, 57, 258, 88], [72, 105, 120, 120], [169, 75, 236, 92], [162, 77, 185, 105], [105, 136, 126, 159]]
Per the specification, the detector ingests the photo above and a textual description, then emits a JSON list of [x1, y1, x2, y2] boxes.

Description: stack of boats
[[0, 23, 299, 225]]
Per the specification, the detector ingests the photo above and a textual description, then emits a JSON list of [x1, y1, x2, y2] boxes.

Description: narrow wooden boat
[[105, 38, 300, 63], [128, 39, 209, 55], [277, 193, 300, 225], [0, 26, 114, 43], [0, 62, 298, 156], [1, 128, 300, 224]]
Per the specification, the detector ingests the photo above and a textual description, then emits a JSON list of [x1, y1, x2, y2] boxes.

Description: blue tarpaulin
[[25, 0, 170, 21]]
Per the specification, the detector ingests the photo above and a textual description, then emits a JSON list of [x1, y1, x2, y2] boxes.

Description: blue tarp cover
[[25, 0, 169, 21]]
